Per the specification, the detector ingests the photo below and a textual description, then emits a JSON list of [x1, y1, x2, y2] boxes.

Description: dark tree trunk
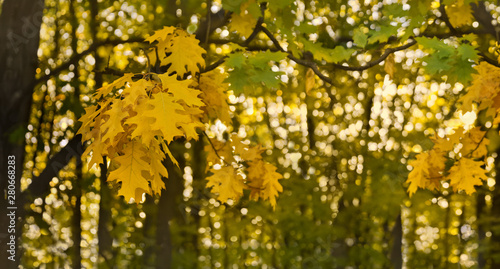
[[476, 192, 486, 268], [0, 0, 44, 267], [390, 214, 403, 269], [155, 144, 186, 269], [72, 161, 83, 268], [98, 158, 114, 268], [491, 149, 500, 268]]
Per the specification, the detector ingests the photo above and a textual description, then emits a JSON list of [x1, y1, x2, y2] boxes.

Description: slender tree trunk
[[72, 161, 83, 268], [155, 143, 185, 269], [476, 192, 486, 268], [191, 138, 205, 267], [491, 149, 500, 268], [0, 0, 44, 267], [98, 158, 113, 268], [390, 214, 403, 269]]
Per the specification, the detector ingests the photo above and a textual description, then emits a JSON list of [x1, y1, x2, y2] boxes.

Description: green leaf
[[457, 43, 478, 61], [330, 46, 356, 63], [225, 53, 246, 69], [449, 58, 476, 84], [367, 24, 399, 44], [382, 3, 407, 18], [250, 50, 288, 69], [353, 28, 368, 48], [296, 23, 317, 34], [301, 38, 355, 63], [415, 37, 454, 59], [225, 50, 285, 94], [422, 55, 452, 75], [222, 0, 246, 13]]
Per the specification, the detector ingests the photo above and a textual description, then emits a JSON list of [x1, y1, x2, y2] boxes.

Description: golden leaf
[[206, 166, 247, 203], [247, 159, 283, 209], [198, 70, 231, 124], [446, 158, 487, 194], [143, 92, 191, 143], [158, 73, 205, 107], [406, 152, 430, 196], [163, 31, 206, 77], [108, 140, 151, 202]]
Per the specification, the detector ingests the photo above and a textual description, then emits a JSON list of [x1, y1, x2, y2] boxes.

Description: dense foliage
[[3, 0, 500, 268]]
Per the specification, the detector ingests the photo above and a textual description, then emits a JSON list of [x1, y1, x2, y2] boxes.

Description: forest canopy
[[2, 0, 500, 268]]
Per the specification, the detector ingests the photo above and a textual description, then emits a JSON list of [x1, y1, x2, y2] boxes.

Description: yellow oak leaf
[[198, 70, 231, 124], [101, 100, 127, 146], [146, 26, 176, 62], [247, 159, 283, 209], [107, 140, 151, 202], [145, 26, 176, 44], [158, 73, 205, 107], [406, 152, 430, 196], [428, 149, 446, 171], [459, 62, 500, 112], [124, 96, 160, 147], [206, 166, 246, 203], [446, 158, 487, 195], [146, 140, 168, 195], [231, 137, 264, 162], [143, 92, 191, 143], [122, 79, 149, 107], [77, 105, 99, 136], [159, 139, 178, 167], [460, 127, 489, 158], [205, 139, 235, 165], [94, 73, 134, 99], [163, 31, 206, 77], [82, 132, 106, 170], [431, 135, 455, 153]]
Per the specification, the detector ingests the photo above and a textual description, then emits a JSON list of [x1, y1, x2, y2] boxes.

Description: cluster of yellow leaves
[[78, 27, 217, 202], [197, 70, 232, 124], [205, 135, 283, 209], [78, 72, 205, 201], [146, 26, 206, 77], [78, 27, 284, 208], [406, 62, 500, 196], [459, 62, 500, 118], [407, 127, 489, 196]]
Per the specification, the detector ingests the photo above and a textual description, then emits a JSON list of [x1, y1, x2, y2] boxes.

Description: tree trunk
[[491, 149, 500, 268], [98, 158, 114, 268], [72, 161, 83, 268], [390, 214, 403, 269], [155, 143, 186, 269], [0, 0, 44, 267], [475, 193, 486, 268]]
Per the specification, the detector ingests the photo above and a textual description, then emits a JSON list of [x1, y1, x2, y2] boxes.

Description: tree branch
[[24, 134, 84, 199], [33, 38, 144, 86]]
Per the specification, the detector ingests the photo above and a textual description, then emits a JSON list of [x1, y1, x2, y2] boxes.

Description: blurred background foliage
[[5, 0, 500, 268]]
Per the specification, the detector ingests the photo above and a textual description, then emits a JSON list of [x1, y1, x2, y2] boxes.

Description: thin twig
[[202, 131, 231, 166]]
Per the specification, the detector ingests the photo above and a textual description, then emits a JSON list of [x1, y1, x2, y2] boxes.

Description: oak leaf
[[446, 158, 487, 194], [206, 166, 246, 203], [247, 159, 283, 209], [107, 140, 151, 202]]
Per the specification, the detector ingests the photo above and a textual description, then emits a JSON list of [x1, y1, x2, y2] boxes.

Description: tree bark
[[72, 161, 82, 268], [390, 214, 403, 269], [491, 149, 500, 268], [155, 143, 185, 269], [0, 0, 44, 267]]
